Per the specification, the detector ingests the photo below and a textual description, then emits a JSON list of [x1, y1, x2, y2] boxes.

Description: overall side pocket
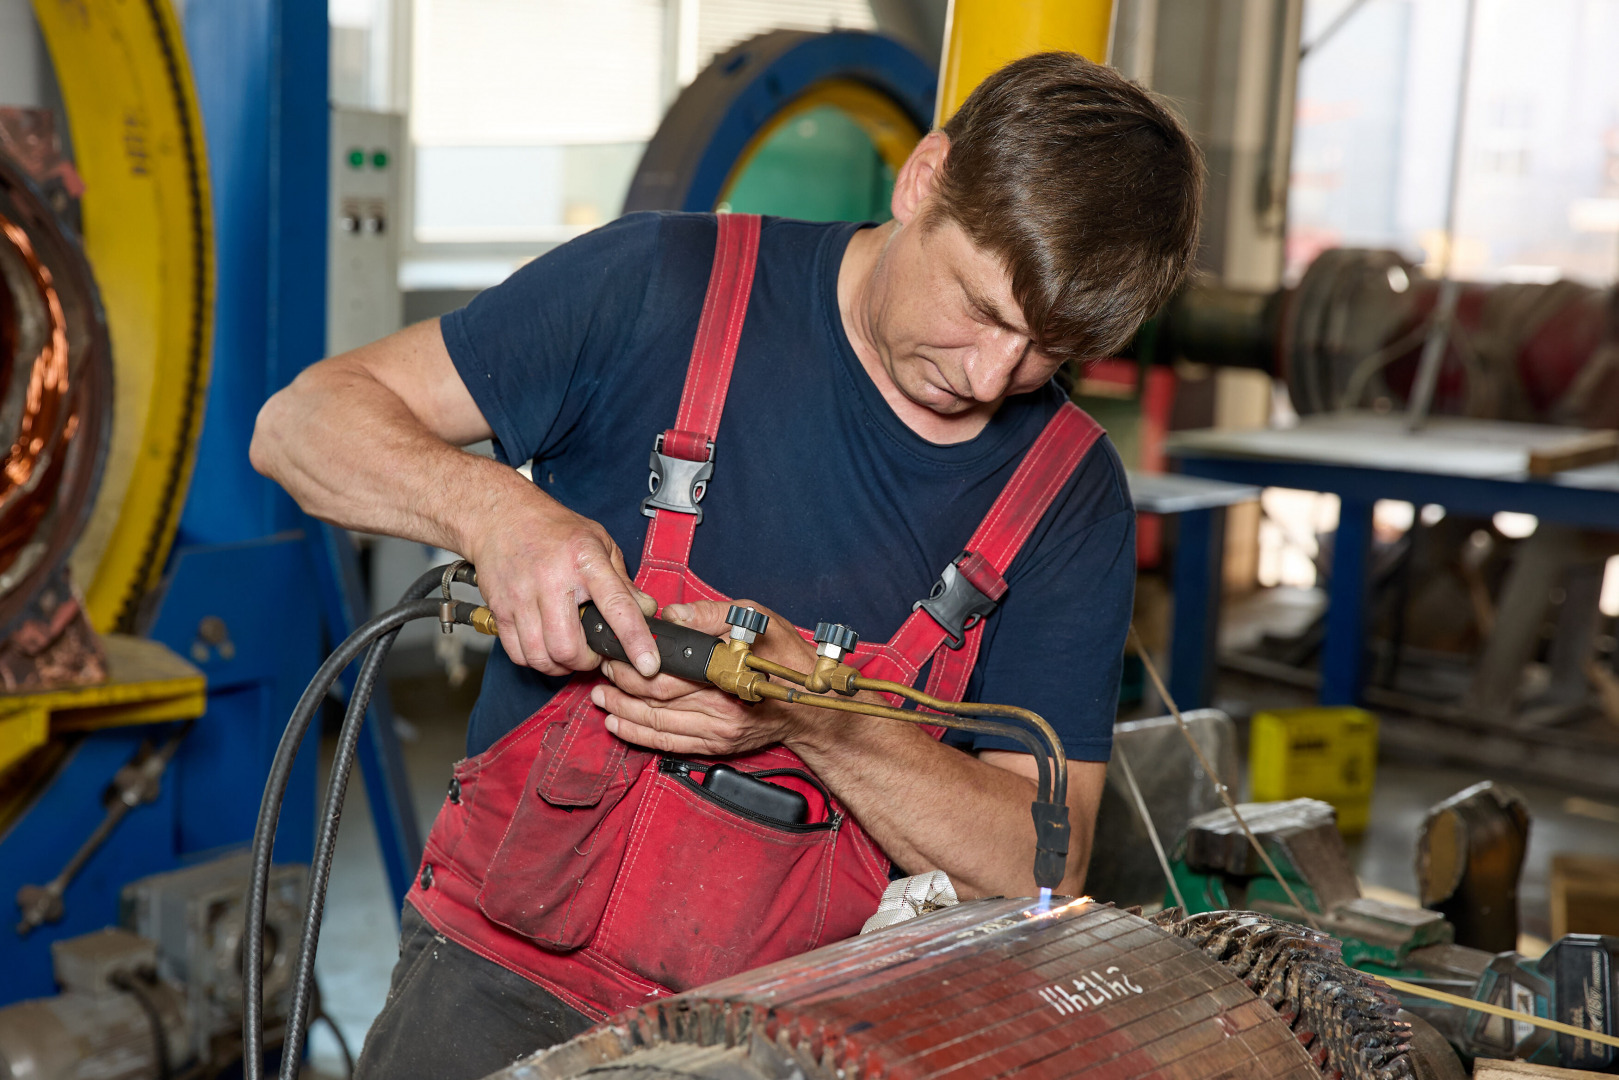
[[477, 687, 653, 951], [592, 761, 841, 992]]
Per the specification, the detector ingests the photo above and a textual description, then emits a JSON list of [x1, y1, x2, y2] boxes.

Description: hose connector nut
[[813, 622, 859, 662], [470, 606, 499, 636], [439, 599, 456, 634], [726, 605, 769, 644]]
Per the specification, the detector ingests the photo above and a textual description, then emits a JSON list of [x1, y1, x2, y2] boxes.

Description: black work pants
[[352, 903, 595, 1080]]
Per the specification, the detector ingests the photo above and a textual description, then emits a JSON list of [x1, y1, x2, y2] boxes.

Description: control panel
[[328, 107, 404, 356]]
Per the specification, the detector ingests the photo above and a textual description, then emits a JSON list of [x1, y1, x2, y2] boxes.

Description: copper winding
[[0, 212, 78, 582]]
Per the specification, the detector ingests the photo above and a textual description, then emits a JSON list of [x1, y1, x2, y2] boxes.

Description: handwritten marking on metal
[[729, 898, 1095, 1000], [1038, 966, 1147, 1016]]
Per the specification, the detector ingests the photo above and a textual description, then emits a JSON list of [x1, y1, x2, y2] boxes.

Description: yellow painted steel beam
[[936, 0, 1117, 125], [0, 635, 204, 831], [33, 635, 207, 734], [0, 637, 204, 776], [30, 0, 214, 634]]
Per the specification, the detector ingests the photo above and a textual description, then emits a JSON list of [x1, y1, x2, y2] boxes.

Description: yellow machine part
[[717, 78, 924, 207], [29, 0, 214, 635], [0, 703, 48, 779], [1250, 706, 1379, 835], [936, 0, 1116, 125]]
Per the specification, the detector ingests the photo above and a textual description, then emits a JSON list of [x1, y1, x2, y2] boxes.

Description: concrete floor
[[305, 635, 1619, 1075], [308, 655, 481, 1075]]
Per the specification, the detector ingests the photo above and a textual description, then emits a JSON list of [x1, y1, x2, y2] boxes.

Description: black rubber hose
[[245, 562, 477, 1078], [278, 627, 398, 1080], [112, 969, 172, 1080], [315, 1010, 356, 1079], [243, 596, 443, 1080]]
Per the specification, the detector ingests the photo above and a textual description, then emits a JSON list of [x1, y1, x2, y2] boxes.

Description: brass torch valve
[[706, 605, 771, 701], [806, 622, 860, 695]]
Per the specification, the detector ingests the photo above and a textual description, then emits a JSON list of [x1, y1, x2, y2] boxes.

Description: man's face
[[864, 211, 1064, 418]]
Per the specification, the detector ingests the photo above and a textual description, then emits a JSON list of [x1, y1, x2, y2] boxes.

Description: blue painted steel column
[[180, 0, 327, 545], [1169, 507, 1226, 710], [182, 0, 421, 912], [164, 0, 330, 866], [1321, 496, 1374, 705]]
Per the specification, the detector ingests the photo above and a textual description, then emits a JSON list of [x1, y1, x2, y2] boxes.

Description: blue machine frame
[[0, 0, 395, 1002]]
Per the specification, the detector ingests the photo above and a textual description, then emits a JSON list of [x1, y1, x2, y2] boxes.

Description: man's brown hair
[[932, 51, 1204, 363]]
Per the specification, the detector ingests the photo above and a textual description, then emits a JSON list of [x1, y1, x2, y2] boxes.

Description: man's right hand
[[249, 318, 660, 679], [464, 488, 660, 678]]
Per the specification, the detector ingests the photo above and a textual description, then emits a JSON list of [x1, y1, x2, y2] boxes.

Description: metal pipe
[[848, 673, 1067, 807], [1406, 0, 1478, 431]]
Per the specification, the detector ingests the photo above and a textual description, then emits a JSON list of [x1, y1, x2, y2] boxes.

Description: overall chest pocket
[[592, 759, 842, 993], [476, 688, 654, 951]]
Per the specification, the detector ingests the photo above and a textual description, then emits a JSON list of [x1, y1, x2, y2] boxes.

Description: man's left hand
[[592, 599, 821, 756]]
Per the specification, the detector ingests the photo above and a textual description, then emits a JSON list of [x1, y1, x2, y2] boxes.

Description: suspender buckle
[[913, 551, 1008, 650], [641, 432, 715, 523]]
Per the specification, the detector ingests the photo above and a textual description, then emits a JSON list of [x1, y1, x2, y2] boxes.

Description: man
[[252, 51, 1201, 1080]]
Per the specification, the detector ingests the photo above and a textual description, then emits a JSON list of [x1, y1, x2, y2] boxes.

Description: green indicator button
[[371, 149, 389, 169], [347, 147, 365, 169]]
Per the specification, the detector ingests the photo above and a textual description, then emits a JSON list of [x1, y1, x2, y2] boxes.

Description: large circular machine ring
[[28, 0, 213, 634], [623, 30, 936, 216]]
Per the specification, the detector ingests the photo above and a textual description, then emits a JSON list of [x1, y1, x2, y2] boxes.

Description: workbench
[[1167, 413, 1619, 707], [1127, 470, 1259, 710]]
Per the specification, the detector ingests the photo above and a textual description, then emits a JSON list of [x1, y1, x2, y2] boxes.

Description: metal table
[[1167, 413, 1619, 706], [1127, 470, 1260, 710]]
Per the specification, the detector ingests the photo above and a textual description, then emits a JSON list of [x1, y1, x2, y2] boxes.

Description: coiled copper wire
[[0, 212, 78, 584]]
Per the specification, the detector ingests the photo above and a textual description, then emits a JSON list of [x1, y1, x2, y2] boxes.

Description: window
[[1288, 0, 1619, 286], [390, 0, 875, 288]]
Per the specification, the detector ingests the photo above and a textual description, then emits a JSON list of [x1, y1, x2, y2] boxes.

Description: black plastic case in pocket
[[702, 762, 809, 825]]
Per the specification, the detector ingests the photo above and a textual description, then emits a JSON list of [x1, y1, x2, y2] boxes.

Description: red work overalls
[[408, 214, 1105, 1019]]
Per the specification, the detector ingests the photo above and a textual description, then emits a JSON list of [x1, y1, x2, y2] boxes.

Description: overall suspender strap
[[640, 214, 762, 571], [962, 402, 1104, 570], [889, 401, 1105, 701]]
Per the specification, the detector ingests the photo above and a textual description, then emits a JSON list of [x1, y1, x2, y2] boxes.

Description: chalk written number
[[1039, 966, 1146, 1016]]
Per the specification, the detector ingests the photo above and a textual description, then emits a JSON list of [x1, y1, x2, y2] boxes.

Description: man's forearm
[[252, 359, 517, 551], [254, 327, 664, 677], [784, 709, 1096, 898]]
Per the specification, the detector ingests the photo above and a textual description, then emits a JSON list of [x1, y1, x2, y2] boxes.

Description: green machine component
[[1167, 798, 1619, 1072], [1167, 798, 1452, 971], [722, 101, 901, 222], [623, 29, 935, 222]]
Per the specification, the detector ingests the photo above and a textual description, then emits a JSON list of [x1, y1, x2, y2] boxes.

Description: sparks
[[1027, 894, 1092, 919]]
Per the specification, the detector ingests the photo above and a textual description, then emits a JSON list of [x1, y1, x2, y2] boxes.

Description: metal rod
[[744, 654, 807, 686], [1299, 0, 1371, 60], [1378, 975, 1619, 1050], [1407, 0, 1478, 431], [1114, 744, 1186, 910], [737, 653, 1068, 806], [1128, 625, 1321, 928]]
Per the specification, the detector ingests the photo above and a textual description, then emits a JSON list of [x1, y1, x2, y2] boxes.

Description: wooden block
[[1550, 853, 1619, 939], [1526, 429, 1619, 476], [1475, 1058, 1605, 1080]]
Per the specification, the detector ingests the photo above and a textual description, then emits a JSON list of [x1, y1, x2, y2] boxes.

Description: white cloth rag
[[859, 870, 960, 934]]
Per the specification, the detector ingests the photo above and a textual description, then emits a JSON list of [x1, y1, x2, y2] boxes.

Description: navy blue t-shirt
[[441, 213, 1133, 763]]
